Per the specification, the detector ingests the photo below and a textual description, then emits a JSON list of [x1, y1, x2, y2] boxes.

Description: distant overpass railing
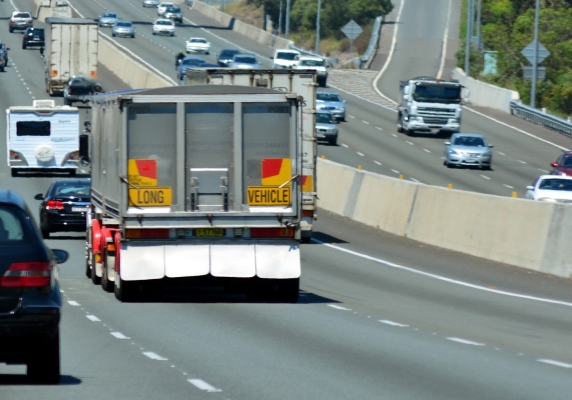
[[510, 101, 572, 139], [360, 15, 383, 69]]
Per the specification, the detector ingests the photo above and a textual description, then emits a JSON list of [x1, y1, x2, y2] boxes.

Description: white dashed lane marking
[[517, 160, 527, 164], [341, 143, 349, 148], [328, 304, 351, 311], [362, 120, 369, 124], [86, 315, 100, 322], [498, 152, 506, 156], [67, 300, 80, 306], [379, 320, 409, 327], [480, 175, 491, 180], [374, 161, 382, 165], [447, 337, 485, 346], [537, 359, 572, 368], [357, 152, 364, 156], [410, 178, 420, 183], [376, 127, 383, 130], [391, 134, 397, 137], [188, 379, 222, 392], [503, 184, 514, 189], [391, 169, 400, 174], [423, 148, 431, 153], [539, 169, 549, 173], [406, 141, 414, 145], [142, 352, 168, 361], [111, 332, 131, 340]]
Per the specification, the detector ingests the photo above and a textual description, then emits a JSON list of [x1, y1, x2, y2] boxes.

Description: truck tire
[[91, 252, 101, 285], [27, 330, 60, 384], [114, 275, 137, 302], [101, 248, 115, 292], [397, 113, 404, 133]]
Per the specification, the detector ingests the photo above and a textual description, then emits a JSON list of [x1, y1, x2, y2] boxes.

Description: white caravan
[[7, 100, 80, 176]]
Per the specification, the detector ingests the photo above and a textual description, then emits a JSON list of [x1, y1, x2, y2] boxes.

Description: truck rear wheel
[[101, 249, 115, 292], [91, 253, 101, 285], [397, 113, 404, 133], [114, 275, 137, 302]]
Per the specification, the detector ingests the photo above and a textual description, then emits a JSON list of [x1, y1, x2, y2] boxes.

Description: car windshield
[[299, 59, 324, 67], [538, 179, 572, 191], [235, 56, 256, 64], [15, 13, 31, 18], [412, 84, 462, 104], [276, 52, 298, 60], [316, 113, 334, 124], [221, 50, 238, 57], [102, 13, 117, 18], [561, 156, 572, 167], [453, 136, 486, 147], [317, 93, 341, 102], [190, 39, 207, 43], [116, 22, 132, 27], [167, 7, 181, 12], [157, 20, 173, 25]]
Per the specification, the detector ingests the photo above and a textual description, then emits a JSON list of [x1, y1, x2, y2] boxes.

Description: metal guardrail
[[360, 15, 383, 69], [510, 101, 572, 138]]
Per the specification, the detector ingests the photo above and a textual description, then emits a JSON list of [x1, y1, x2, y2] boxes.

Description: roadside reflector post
[[512, 192, 518, 198], [358, 165, 362, 170], [448, 184, 453, 189], [399, 175, 403, 180], [321, 155, 325, 159]]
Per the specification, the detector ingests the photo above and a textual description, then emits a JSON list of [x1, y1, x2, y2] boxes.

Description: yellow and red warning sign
[[301, 175, 313, 193], [128, 159, 157, 187], [261, 158, 291, 187]]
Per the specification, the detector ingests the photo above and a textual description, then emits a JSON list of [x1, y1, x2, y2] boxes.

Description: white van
[[7, 100, 80, 176], [271, 49, 300, 69]]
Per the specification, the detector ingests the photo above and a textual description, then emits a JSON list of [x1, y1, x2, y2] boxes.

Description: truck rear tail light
[[24, 35, 29, 40], [67, 87, 71, 95], [9, 152, 18, 161], [250, 228, 294, 238], [125, 229, 169, 239], [46, 200, 64, 210], [1, 261, 52, 287], [68, 151, 79, 160], [28, 20, 33, 24], [302, 210, 314, 218], [51, 70, 58, 77], [10, 20, 15, 23]]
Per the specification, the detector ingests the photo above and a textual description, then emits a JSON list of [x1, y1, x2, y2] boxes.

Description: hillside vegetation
[[457, 0, 572, 115]]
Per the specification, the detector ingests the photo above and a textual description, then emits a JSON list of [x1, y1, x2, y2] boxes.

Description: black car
[[217, 49, 239, 67], [0, 190, 68, 383], [22, 27, 45, 49], [35, 179, 90, 238], [63, 75, 103, 106]]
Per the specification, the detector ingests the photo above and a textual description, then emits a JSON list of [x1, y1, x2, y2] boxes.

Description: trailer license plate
[[72, 207, 87, 212], [247, 187, 291, 206], [195, 228, 224, 237]]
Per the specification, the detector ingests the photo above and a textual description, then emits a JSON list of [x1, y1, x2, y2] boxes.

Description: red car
[[550, 151, 572, 176]]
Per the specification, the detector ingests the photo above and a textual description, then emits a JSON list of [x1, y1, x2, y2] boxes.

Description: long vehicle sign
[[247, 186, 291, 206], [129, 187, 172, 207]]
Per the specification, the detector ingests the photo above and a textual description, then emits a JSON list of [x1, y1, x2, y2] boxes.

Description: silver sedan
[[112, 21, 135, 38], [443, 133, 493, 169], [143, 0, 159, 7]]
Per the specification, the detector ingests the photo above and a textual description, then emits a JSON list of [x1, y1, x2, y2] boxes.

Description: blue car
[[229, 53, 260, 69], [177, 56, 206, 80], [316, 91, 347, 121]]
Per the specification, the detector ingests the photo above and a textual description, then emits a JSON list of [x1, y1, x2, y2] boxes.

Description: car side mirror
[[551, 162, 558, 167], [444, 141, 451, 146], [34, 193, 44, 200], [526, 186, 534, 191], [488, 144, 494, 148], [269, 56, 273, 59], [51, 249, 69, 264], [343, 100, 347, 104], [6, 48, 10, 51]]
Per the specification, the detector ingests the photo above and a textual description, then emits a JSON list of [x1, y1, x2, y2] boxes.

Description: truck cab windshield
[[412, 85, 461, 104]]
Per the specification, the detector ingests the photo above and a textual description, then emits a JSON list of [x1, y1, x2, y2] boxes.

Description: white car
[[294, 56, 328, 87], [185, 37, 210, 54], [526, 175, 572, 203], [271, 49, 300, 69], [157, 2, 174, 15], [152, 19, 175, 36]]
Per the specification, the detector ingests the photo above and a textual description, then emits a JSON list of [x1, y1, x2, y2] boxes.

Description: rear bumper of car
[[155, 29, 175, 35], [43, 213, 87, 232], [24, 39, 44, 46], [186, 46, 209, 53], [113, 31, 135, 37], [316, 132, 337, 142]]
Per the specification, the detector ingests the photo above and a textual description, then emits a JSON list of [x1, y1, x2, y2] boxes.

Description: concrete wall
[[452, 68, 520, 114], [317, 158, 572, 278], [97, 36, 174, 89], [191, 0, 292, 50]]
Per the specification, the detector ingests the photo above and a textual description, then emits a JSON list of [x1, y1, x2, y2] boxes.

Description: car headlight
[[408, 115, 419, 121], [448, 149, 460, 155], [538, 197, 557, 202]]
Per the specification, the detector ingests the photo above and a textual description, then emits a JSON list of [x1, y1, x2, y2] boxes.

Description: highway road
[[1, 0, 572, 398]]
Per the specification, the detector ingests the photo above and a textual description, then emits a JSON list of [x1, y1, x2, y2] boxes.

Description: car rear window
[[53, 184, 91, 197], [16, 121, 51, 137], [317, 93, 340, 102], [276, 52, 298, 61], [235, 56, 256, 63], [316, 113, 334, 124], [0, 207, 26, 243], [15, 13, 31, 18]]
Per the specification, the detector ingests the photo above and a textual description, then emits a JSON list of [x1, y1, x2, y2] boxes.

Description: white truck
[[185, 68, 318, 243], [83, 85, 303, 302], [7, 100, 80, 177], [45, 17, 98, 96], [397, 77, 469, 137]]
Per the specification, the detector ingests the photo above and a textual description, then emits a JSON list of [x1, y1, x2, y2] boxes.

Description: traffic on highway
[[1, 0, 572, 398]]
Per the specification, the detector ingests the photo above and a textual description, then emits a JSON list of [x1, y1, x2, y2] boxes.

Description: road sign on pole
[[523, 67, 546, 80], [521, 41, 550, 64], [341, 20, 363, 63]]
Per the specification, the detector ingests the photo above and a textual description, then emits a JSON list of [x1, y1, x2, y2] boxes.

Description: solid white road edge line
[[311, 238, 572, 308], [142, 351, 168, 360], [188, 379, 222, 392], [537, 359, 572, 368], [437, 0, 453, 80], [86, 315, 101, 322], [447, 337, 485, 346], [379, 320, 409, 327]]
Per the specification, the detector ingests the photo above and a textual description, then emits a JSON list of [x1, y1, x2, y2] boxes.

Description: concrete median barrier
[[317, 158, 572, 278], [191, 0, 292, 49]]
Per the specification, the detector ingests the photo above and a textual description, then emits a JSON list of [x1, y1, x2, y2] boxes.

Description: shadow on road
[[307, 231, 349, 245], [0, 374, 81, 386]]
